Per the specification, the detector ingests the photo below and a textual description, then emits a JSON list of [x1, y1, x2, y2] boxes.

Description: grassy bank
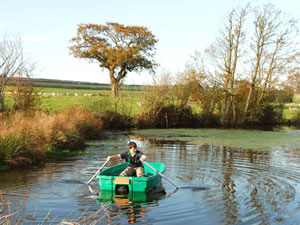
[[5, 87, 143, 114], [2, 80, 300, 169], [5, 80, 300, 120], [0, 107, 103, 168], [4, 86, 300, 123]]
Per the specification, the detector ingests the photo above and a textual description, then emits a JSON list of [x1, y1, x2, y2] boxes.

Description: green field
[[8, 78, 143, 91], [282, 96, 300, 120], [5, 78, 300, 120], [5, 84, 144, 115]]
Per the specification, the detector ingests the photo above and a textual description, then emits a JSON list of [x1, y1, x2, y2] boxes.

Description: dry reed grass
[[0, 107, 103, 168], [0, 190, 112, 225]]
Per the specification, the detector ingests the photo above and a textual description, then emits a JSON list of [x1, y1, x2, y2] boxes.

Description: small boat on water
[[98, 188, 166, 204], [97, 162, 165, 193]]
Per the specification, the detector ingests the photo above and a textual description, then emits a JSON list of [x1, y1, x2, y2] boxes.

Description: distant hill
[[8, 78, 143, 91]]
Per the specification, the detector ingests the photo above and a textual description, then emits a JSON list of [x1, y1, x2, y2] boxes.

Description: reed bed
[[0, 191, 115, 225], [0, 107, 103, 168]]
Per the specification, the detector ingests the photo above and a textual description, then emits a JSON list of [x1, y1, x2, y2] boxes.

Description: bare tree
[[186, 53, 223, 116], [0, 35, 32, 112], [286, 67, 300, 94], [198, 3, 299, 125], [206, 5, 248, 125], [243, 4, 299, 119], [140, 72, 173, 126]]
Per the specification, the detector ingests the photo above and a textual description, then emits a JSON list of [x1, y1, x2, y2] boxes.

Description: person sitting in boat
[[107, 141, 146, 177]]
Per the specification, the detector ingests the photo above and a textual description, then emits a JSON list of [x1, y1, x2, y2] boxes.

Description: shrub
[[136, 104, 200, 128], [244, 104, 284, 126], [0, 121, 45, 167], [87, 96, 134, 129], [48, 107, 103, 150], [291, 111, 300, 124], [0, 107, 103, 168], [8, 77, 41, 114], [100, 110, 134, 129]]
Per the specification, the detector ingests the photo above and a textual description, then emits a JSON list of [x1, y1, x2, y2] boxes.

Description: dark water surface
[[1, 128, 300, 224]]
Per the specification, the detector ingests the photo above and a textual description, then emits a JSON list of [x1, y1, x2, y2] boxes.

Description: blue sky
[[1, 0, 299, 85]]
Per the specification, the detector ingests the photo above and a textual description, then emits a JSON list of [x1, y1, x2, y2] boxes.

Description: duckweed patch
[[135, 128, 300, 151]]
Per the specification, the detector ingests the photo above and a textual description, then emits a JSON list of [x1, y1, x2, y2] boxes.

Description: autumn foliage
[[69, 22, 158, 97], [0, 107, 103, 168]]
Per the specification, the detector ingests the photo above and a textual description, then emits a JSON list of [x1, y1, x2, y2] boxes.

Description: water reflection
[[1, 129, 300, 224], [96, 189, 165, 224], [133, 133, 300, 224]]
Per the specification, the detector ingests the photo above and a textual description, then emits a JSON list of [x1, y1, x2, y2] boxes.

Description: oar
[[143, 161, 179, 189], [87, 159, 110, 185]]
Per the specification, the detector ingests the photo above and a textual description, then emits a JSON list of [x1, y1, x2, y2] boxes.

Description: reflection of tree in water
[[220, 146, 240, 224], [132, 133, 299, 223]]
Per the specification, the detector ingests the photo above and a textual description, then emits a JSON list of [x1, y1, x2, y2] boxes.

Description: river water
[[1, 128, 300, 224]]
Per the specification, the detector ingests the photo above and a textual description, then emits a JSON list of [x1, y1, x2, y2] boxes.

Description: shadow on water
[[62, 179, 85, 184], [179, 185, 210, 191], [2, 128, 300, 224]]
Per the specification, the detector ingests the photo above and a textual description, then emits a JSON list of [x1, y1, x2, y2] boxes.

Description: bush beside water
[[0, 107, 103, 168], [1, 78, 299, 169], [1, 98, 294, 168]]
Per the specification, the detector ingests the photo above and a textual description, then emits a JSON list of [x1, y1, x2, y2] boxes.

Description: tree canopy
[[69, 22, 158, 96]]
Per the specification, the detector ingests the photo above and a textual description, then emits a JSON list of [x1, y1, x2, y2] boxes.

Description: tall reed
[[0, 107, 103, 168]]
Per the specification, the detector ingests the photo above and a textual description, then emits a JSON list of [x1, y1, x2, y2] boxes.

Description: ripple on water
[[139, 139, 300, 225], [2, 129, 300, 224]]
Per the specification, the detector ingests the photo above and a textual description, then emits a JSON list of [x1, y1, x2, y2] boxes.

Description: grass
[[5, 87, 144, 114], [8, 77, 144, 91], [40, 96, 106, 112], [283, 107, 299, 120], [293, 96, 300, 103], [0, 191, 112, 224], [31, 81, 143, 91], [0, 107, 104, 168], [33, 81, 111, 89], [5, 86, 300, 119], [281, 96, 300, 120], [2, 80, 300, 169], [37, 87, 109, 94]]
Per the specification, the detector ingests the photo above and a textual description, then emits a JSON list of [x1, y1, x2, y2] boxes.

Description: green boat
[[98, 188, 165, 203], [96, 162, 165, 193]]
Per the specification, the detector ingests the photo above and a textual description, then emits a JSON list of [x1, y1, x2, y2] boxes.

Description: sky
[[1, 0, 300, 85]]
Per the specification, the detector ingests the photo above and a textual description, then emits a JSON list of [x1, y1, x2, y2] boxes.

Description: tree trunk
[[221, 92, 229, 125], [109, 69, 119, 97], [111, 83, 119, 97], [0, 91, 5, 112], [243, 82, 255, 120]]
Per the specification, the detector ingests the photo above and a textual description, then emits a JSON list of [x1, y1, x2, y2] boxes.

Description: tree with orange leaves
[[69, 23, 158, 97]]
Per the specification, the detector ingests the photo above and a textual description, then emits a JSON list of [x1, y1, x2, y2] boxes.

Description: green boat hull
[[97, 162, 165, 193]]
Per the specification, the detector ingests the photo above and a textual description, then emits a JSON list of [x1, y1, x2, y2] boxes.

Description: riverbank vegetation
[[0, 191, 110, 224], [2, 76, 300, 169], [1, 3, 300, 169], [0, 107, 103, 168]]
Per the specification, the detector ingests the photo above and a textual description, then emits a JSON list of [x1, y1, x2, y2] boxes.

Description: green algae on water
[[135, 128, 300, 151]]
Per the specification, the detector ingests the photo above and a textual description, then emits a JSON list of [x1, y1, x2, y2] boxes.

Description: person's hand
[[140, 158, 145, 162], [107, 156, 112, 161]]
